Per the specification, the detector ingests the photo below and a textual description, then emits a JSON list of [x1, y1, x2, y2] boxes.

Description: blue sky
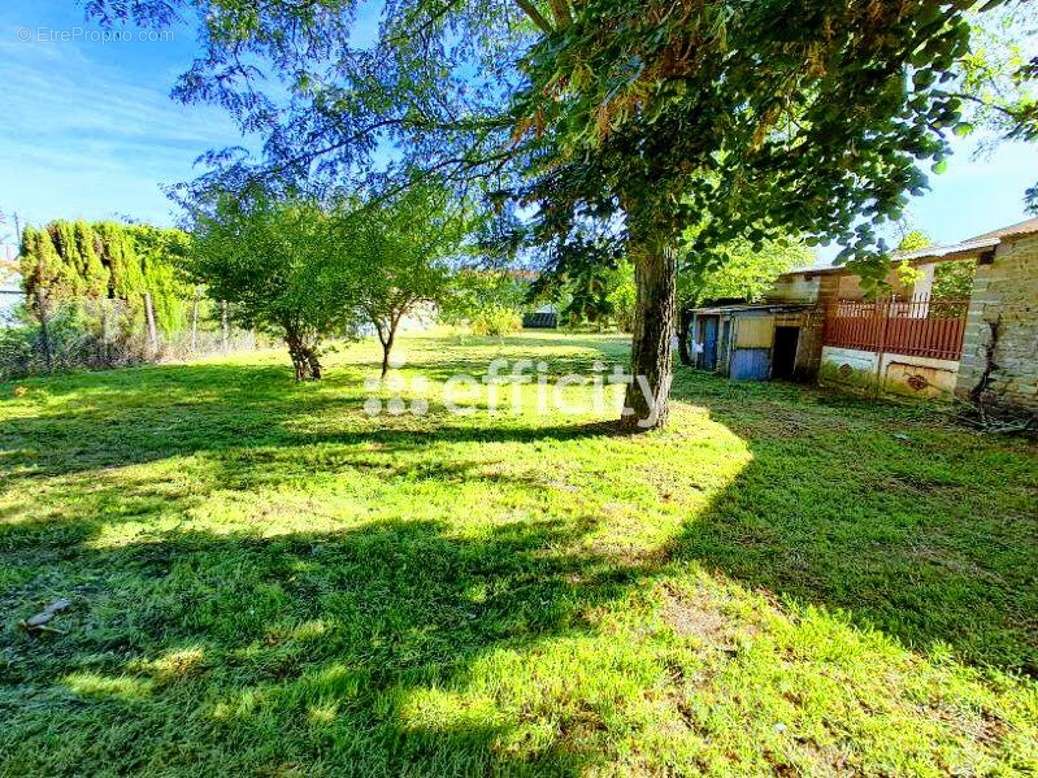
[[1, 1, 1036, 266], [0, 3, 246, 257]]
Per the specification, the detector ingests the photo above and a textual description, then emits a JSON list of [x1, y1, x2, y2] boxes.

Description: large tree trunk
[[620, 240, 677, 432], [286, 330, 321, 381]]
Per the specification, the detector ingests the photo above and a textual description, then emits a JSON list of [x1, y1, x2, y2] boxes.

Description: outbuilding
[[680, 217, 1038, 415], [686, 303, 824, 381]]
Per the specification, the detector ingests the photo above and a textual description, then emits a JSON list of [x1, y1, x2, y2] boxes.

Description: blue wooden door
[[730, 348, 772, 380], [701, 316, 719, 371]]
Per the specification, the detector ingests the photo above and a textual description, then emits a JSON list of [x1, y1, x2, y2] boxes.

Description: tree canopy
[[85, 1, 1037, 258]]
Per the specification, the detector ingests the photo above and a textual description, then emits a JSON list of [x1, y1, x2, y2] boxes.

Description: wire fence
[[0, 296, 258, 381]]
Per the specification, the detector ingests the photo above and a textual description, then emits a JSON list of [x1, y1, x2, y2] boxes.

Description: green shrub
[[470, 306, 522, 336], [0, 327, 35, 381], [0, 298, 254, 380]]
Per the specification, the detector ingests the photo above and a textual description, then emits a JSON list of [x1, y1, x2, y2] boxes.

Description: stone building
[[952, 220, 1038, 412]]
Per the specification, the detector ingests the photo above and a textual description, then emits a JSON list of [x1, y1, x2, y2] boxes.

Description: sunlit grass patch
[[129, 646, 207, 684], [64, 672, 154, 700]]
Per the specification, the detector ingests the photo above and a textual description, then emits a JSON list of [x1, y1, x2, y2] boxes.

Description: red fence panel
[[823, 296, 968, 362]]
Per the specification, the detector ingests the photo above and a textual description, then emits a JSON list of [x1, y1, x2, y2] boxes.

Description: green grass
[[1, 330, 1036, 776]]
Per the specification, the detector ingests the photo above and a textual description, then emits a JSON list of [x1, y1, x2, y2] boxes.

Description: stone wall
[[955, 233, 1038, 412], [821, 347, 959, 397]]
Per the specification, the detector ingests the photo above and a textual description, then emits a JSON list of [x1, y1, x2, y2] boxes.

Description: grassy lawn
[[1, 331, 1036, 776]]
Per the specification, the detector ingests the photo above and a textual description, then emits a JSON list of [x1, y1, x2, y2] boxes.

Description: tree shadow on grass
[[4, 353, 1036, 676], [0, 352, 629, 480], [1, 515, 652, 775], [2, 420, 1034, 774], [1, 349, 1036, 772]]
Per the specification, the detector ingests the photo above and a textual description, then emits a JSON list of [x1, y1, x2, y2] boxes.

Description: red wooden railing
[[823, 296, 969, 362]]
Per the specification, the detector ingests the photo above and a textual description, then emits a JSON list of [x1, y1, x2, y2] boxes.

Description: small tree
[[350, 186, 465, 377], [191, 193, 361, 380]]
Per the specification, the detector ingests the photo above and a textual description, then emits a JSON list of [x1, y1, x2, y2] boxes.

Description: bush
[[0, 301, 150, 379], [470, 306, 522, 336], [0, 327, 35, 381]]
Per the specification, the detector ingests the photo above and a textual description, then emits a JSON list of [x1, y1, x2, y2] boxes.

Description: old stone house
[[683, 218, 1038, 413]]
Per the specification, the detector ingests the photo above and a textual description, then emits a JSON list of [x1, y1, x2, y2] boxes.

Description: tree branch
[[951, 92, 1023, 121], [545, 0, 571, 28], [514, 0, 554, 34]]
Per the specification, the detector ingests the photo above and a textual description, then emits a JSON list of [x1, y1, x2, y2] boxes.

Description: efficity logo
[[363, 355, 663, 427]]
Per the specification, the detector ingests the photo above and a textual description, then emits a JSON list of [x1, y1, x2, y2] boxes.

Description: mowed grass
[[0, 330, 1036, 776]]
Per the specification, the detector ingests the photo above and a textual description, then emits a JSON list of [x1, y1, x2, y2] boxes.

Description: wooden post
[[220, 301, 230, 353], [143, 292, 159, 355], [190, 292, 199, 353], [100, 300, 110, 365], [873, 296, 890, 397], [34, 288, 53, 372]]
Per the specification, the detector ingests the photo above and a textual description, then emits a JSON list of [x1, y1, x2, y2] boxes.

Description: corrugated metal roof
[[893, 237, 1000, 262], [963, 217, 1038, 243], [784, 217, 1035, 278], [689, 302, 813, 314]]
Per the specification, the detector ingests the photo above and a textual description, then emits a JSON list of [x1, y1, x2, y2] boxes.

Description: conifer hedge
[[18, 220, 193, 336]]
